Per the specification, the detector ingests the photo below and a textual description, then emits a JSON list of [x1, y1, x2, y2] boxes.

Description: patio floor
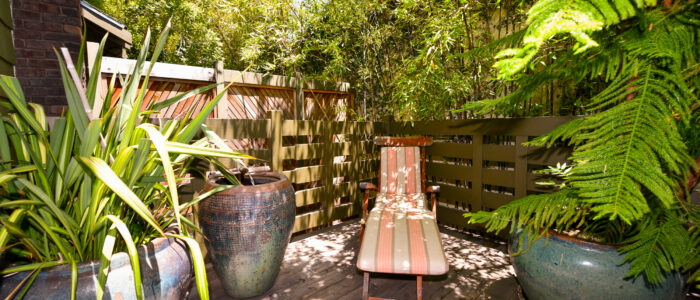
[[188, 219, 518, 300]]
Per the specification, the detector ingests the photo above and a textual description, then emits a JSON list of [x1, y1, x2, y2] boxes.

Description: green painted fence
[[204, 111, 575, 234]]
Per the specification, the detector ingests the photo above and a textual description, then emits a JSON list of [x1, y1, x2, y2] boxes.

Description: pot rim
[[1, 237, 184, 278], [204, 172, 290, 194], [547, 230, 621, 250]]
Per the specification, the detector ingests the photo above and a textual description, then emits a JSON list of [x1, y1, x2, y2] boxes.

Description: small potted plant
[[0, 22, 249, 299], [461, 1, 698, 299]]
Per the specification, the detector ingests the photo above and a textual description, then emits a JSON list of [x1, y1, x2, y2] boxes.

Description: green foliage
[[0, 25, 251, 299], [89, 0, 542, 120], [493, 0, 657, 79], [89, 0, 225, 67], [465, 0, 699, 286]]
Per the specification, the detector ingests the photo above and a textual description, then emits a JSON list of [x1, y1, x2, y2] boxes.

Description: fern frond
[[557, 65, 694, 223], [619, 210, 692, 285], [465, 189, 586, 235], [494, 0, 658, 79]]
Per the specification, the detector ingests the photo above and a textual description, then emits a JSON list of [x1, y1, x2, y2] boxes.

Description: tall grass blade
[[104, 215, 143, 300], [138, 124, 182, 231], [167, 234, 208, 300], [76, 156, 164, 236]]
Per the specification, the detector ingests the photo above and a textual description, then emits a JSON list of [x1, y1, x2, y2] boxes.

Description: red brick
[[13, 29, 42, 40], [16, 49, 46, 59], [26, 39, 56, 50], [44, 0, 79, 6], [13, 9, 41, 20], [63, 24, 81, 36], [42, 14, 80, 26], [46, 69, 61, 77], [43, 32, 79, 42], [12, 0, 83, 110], [22, 2, 60, 14], [27, 59, 58, 68], [60, 7, 79, 17], [24, 19, 64, 32], [15, 68, 46, 77]]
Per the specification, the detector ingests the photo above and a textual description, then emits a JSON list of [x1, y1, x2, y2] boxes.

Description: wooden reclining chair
[[357, 136, 448, 300]]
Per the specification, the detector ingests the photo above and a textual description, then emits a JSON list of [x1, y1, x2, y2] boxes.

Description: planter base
[[200, 172, 295, 298], [510, 230, 685, 300], [0, 238, 193, 300]]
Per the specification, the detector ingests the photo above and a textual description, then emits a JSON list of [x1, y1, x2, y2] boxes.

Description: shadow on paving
[[188, 219, 518, 300]]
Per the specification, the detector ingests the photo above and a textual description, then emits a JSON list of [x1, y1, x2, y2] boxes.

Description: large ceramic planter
[[510, 230, 685, 300], [199, 172, 295, 298], [0, 237, 193, 299]]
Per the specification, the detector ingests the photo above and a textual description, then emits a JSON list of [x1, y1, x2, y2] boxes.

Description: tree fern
[[464, 0, 699, 285], [494, 0, 658, 79]]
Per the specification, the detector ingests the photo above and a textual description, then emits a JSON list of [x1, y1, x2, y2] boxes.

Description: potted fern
[[0, 23, 249, 299], [462, 0, 698, 299]]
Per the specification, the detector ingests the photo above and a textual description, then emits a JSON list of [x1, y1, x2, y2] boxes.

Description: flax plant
[[0, 22, 250, 299]]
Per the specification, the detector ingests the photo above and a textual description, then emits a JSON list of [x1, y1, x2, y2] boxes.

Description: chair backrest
[[374, 137, 433, 195], [380, 146, 422, 194]]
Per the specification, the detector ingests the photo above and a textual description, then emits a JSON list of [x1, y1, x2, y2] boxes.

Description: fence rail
[[204, 111, 575, 234], [383, 117, 575, 230], [90, 52, 352, 121]]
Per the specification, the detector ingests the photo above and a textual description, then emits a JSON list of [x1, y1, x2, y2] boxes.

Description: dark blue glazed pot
[[0, 237, 193, 300], [199, 172, 295, 298], [510, 230, 685, 300]]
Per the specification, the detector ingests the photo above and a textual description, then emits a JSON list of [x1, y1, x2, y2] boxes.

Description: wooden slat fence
[[92, 54, 351, 122], [382, 117, 576, 230], [205, 111, 575, 234], [205, 111, 380, 233]]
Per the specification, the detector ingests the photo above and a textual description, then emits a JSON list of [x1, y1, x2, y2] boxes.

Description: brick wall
[[12, 0, 81, 115]]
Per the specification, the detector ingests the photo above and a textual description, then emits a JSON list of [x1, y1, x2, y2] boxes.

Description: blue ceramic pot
[[509, 230, 685, 300], [0, 237, 193, 300], [199, 172, 295, 298]]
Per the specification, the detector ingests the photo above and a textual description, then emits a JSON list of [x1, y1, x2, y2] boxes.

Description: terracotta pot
[[199, 172, 295, 298], [510, 229, 686, 300], [0, 237, 193, 300]]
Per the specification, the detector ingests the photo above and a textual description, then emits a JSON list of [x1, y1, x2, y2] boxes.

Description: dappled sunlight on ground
[[190, 220, 518, 300]]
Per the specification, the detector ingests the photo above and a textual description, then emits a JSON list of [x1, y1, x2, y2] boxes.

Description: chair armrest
[[426, 185, 440, 194], [426, 185, 440, 217], [360, 182, 378, 191]]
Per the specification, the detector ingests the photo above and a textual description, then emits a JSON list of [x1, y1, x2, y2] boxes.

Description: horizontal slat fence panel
[[208, 111, 379, 234], [385, 116, 576, 231], [427, 143, 474, 159], [204, 112, 574, 234], [483, 145, 516, 162]]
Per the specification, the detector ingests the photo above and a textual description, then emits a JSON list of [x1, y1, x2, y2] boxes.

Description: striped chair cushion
[[357, 193, 449, 275], [380, 146, 422, 194]]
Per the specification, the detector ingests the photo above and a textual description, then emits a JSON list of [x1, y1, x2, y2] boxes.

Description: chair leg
[[417, 276, 422, 300], [363, 272, 370, 300]]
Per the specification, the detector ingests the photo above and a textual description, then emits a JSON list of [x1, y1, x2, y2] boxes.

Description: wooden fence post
[[472, 135, 483, 212], [295, 76, 304, 120], [268, 110, 283, 173], [321, 121, 334, 224], [214, 60, 227, 118], [350, 123, 360, 215], [514, 136, 528, 199]]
